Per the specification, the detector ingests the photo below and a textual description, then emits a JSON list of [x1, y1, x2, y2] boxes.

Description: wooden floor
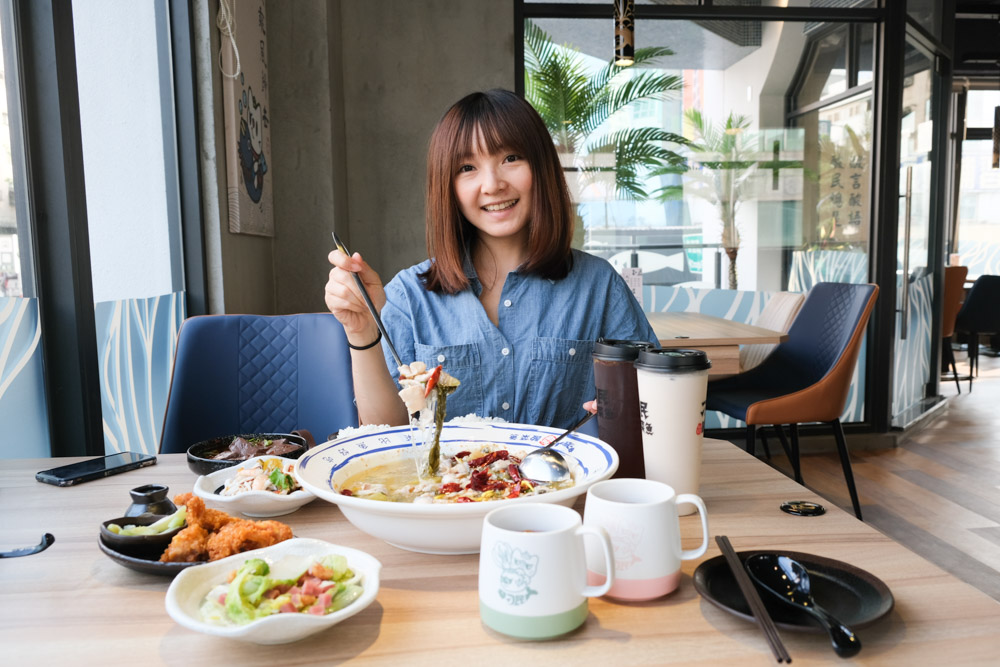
[[737, 349, 1000, 602]]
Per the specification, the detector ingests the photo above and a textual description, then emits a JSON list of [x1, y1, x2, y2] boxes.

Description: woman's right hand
[[324, 249, 386, 345]]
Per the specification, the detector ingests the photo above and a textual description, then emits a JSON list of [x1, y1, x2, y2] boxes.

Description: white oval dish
[[295, 422, 619, 554], [164, 537, 381, 644], [193, 456, 316, 517]]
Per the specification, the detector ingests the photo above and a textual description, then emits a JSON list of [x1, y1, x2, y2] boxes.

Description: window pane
[[0, 6, 50, 458], [524, 17, 874, 425], [966, 90, 1000, 129], [956, 140, 1000, 277], [796, 27, 848, 107], [73, 1, 186, 455], [0, 16, 22, 298]]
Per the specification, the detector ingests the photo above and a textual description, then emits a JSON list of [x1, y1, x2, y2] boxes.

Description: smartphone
[[36, 452, 157, 487]]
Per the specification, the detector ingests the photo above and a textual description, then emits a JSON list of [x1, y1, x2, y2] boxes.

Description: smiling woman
[[325, 89, 656, 431]]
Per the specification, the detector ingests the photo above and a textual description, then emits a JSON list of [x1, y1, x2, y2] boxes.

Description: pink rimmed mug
[[584, 478, 708, 601]]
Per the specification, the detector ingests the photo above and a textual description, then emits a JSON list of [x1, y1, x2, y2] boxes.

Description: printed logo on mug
[[584, 478, 709, 601], [479, 503, 614, 640]]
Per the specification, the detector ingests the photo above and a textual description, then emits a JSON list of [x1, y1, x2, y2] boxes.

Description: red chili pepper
[[508, 482, 521, 498], [439, 482, 461, 494], [454, 451, 471, 460], [455, 496, 473, 503], [507, 464, 521, 484], [468, 450, 510, 468], [424, 365, 442, 397], [340, 489, 353, 496], [469, 470, 491, 491]]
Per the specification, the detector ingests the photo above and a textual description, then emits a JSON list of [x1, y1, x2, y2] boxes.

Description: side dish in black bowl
[[100, 512, 186, 561], [186, 433, 308, 476]]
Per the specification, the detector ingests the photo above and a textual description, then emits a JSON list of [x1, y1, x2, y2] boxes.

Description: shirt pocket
[[413, 342, 484, 419], [524, 338, 595, 428]]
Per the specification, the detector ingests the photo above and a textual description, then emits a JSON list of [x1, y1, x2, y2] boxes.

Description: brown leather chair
[[707, 283, 878, 520], [941, 266, 968, 393]]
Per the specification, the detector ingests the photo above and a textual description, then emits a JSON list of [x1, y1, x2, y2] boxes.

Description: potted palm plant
[[683, 109, 757, 289], [523, 20, 688, 203]]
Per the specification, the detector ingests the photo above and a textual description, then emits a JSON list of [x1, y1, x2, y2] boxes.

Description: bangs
[[452, 101, 531, 163]]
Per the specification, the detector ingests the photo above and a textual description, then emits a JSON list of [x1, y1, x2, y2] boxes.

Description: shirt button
[[501, 401, 510, 410], [501, 347, 510, 356], [503, 299, 512, 307], [437, 354, 445, 363], [568, 348, 576, 356]]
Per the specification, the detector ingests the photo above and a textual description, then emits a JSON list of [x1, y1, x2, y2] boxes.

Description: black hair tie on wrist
[[348, 330, 382, 351]]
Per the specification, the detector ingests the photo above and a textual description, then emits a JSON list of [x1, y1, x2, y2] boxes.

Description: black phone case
[[35, 456, 156, 487]]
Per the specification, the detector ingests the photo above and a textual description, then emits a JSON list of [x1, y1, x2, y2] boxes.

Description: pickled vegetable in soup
[[340, 446, 573, 504]]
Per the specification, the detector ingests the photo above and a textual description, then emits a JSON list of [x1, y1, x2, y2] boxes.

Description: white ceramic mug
[[479, 503, 614, 640], [584, 478, 709, 601]]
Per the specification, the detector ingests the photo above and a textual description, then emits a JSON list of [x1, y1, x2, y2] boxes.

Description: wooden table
[[646, 311, 788, 375], [3, 443, 999, 665]]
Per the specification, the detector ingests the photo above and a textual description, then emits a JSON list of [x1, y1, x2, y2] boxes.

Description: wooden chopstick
[[716, 535, 792, 664]]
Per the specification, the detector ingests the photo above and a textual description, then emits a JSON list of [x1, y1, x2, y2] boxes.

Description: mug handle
[[676, 493, 709, 560], [577, 524, 615, 597]]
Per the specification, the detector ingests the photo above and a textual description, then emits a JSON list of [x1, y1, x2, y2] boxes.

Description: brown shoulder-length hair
[[420, 89, 574, 294]]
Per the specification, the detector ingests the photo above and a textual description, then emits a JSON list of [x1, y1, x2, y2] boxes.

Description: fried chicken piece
[[206, 519, 293, 561], [159, 523, 210, 562], [174, 492, 235, 532]]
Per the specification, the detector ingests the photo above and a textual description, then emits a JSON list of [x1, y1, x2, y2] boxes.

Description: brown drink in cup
[[592, 339, 656, 479]]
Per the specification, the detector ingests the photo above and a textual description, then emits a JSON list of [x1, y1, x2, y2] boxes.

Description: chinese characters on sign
[[817, 125, 869, 246]]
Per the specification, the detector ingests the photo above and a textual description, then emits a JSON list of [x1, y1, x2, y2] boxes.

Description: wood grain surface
[[2, 439, 999, 666], [645, 312, 787, 376]]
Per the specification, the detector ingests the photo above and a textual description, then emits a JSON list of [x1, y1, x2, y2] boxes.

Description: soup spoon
[[518, 412, 595, 483], [745, 553, 862, 658], [0, 533, 55, 559]]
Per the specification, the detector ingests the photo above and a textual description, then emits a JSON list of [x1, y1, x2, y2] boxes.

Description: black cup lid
[[592, 339, 657, 361], [635, 348, 711, 371]]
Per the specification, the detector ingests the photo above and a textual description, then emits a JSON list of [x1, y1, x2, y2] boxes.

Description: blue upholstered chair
[[159, 313, 358, 454], [954, 275, 1000, 392], [707, 282, 878, 520]]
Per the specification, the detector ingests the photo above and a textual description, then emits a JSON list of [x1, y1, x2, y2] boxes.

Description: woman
[[325, 89, 655, 428]]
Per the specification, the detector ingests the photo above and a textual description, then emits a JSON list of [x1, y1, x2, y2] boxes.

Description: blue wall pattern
[[788, 249, 868, 289], [95, 292, 185, 456], [958, 239, 1000, 278], [892, 273, 933, 420], [0, 297, 50, 459]]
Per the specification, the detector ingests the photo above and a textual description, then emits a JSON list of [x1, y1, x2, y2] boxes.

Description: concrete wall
[[204, 0, 515, 315]]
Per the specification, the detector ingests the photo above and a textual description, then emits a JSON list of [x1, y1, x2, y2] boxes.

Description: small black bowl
[[100, 514, 185, 561], [186, 432, 308, 476]]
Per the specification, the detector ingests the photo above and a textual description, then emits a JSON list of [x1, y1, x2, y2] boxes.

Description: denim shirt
[[379, 249, 657, 429]]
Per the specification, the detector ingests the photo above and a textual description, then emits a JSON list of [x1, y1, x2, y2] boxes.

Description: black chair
[[707, 282, 878, 520], [159, 314, 359, 453], [954, 275, 1000, 392]]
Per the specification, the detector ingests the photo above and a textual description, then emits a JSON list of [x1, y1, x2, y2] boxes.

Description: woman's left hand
[[582, 400, 597, 415]]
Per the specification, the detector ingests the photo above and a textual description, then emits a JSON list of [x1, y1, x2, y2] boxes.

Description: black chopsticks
[[716, 535, 792, 663], [330, 231, 403, 368]]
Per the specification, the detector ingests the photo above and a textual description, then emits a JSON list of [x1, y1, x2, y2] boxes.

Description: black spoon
[[0, 533, 55, 558], [745, 554, 862, 658]]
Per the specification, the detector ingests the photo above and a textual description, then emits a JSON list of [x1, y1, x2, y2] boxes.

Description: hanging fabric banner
[[219, 0, 273, 236]]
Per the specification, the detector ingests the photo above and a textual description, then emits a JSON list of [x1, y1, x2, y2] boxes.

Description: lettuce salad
[[199, 554, 365, 625]]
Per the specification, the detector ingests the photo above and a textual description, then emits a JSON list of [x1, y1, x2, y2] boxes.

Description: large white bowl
[[164, 537, 381, 645], [295, 422, 619, 554], [192, 456, 316, 517]]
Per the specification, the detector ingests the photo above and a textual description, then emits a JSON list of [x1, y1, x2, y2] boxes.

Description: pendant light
[[615, 0, 635, 67]]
